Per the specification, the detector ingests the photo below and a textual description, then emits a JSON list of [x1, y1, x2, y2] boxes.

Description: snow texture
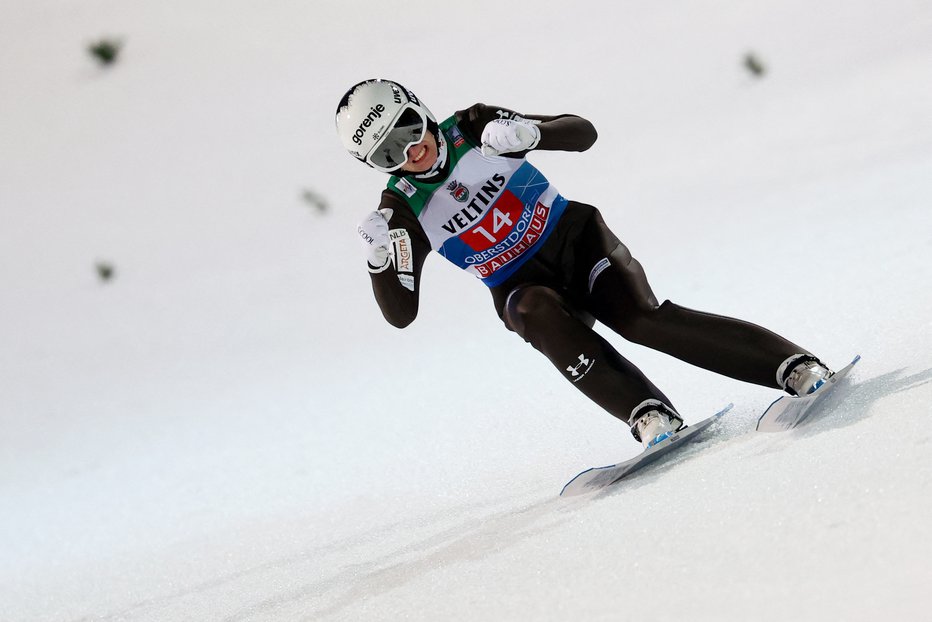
[[1, 1, 931, 620]]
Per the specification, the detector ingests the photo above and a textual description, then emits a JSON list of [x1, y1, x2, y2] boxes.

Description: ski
[[560, 404, 733, 497], [756, 355, 861, 432]]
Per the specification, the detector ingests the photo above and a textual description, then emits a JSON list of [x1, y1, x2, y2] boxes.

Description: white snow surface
[[2, 1, 931, 620]]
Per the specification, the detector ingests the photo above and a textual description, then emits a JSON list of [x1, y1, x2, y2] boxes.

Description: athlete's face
[[400, 131, 438, 174]]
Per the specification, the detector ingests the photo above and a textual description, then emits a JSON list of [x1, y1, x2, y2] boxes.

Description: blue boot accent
[[647, 431, 674, 448], [807, 378, 826, 394]]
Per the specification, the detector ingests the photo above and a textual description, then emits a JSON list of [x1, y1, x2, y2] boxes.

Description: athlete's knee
[[618, 299, 681, 344], [502, 285, 570, 337], [608, 298, 676, 343], [503, 285, 565, 336]]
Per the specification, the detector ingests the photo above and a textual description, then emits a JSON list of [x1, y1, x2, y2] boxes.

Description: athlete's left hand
[[481, 118, 541, 156], [357, 210, 391, 269]]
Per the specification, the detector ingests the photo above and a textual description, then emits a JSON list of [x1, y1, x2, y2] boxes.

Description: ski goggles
[[363, 105, 429, 173]]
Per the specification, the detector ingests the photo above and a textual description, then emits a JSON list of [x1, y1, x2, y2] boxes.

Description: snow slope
[[1, 1, 931, 620]]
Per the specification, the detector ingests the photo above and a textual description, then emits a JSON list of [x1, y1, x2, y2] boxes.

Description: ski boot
[[630, 399, 685, 448], [778, 354, 834, 396]]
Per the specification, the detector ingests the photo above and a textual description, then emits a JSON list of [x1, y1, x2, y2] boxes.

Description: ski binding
[[756, 355, 861, 432], [560, 403, 733, 497]]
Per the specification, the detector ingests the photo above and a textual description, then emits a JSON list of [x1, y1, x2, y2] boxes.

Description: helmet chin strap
[[413, 129, 447, 179]]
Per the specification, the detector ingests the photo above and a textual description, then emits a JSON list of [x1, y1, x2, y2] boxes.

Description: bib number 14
[[473, 208, 513, 243]]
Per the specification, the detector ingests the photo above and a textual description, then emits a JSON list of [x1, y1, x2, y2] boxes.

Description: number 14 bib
[[387, 122, 568, 287]]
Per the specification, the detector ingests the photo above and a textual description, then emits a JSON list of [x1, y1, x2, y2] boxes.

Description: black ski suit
[[365, 103, 811, 423]]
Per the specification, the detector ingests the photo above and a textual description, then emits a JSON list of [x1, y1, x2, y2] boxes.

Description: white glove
[[357, 210, 391, 269], [481, 118, 541, 156]]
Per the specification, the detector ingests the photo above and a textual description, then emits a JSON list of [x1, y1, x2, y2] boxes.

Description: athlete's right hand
[[481, 118, 541, 156], [357, 210, 391, 269]]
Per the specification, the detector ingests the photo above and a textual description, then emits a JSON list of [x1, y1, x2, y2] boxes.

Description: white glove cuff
[[525, 122, 542, 150], [368, 252, 391, 273]]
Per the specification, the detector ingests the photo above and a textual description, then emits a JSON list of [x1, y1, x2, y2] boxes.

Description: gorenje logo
[[352, 104, 387, 145]]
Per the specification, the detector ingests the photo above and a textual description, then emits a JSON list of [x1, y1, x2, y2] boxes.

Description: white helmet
[[335, 79, 436, 173]]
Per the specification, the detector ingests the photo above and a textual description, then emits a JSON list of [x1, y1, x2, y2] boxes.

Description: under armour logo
[[566, 354, 594, 382]]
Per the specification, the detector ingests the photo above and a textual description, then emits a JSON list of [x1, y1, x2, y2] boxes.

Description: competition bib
[[388, 119, 567, 287]]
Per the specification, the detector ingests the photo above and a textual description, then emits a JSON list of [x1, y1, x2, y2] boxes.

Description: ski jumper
[[366, 103, 812, 421]]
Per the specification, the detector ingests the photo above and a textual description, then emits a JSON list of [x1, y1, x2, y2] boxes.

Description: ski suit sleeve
[[455, 103, 598, 155], [367, 190, 431, 329]]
